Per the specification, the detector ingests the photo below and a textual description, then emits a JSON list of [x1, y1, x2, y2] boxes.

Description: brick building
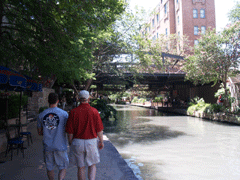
[[141, 0, 216, 49]]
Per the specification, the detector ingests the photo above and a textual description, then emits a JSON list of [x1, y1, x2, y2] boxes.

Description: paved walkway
[[0, 121, 138, 180]]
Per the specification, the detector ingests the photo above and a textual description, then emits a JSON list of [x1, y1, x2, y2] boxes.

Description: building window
[[193, 9, 198, 18], [176, 0, 178, 3], [194, 40, 199, 46], [149, 26, 151, 32], [200, 9, 205, 18], [178, 31, 180, 36], [178, 16, 179, 24], [157, 14, 159, 22], [152, 19, 155, 27], [166, 28, 168, 36], [201, 26, 206, 34], [145, 28, 147, 33], [164, 3, 168, 14], [157, 33, 159, 38], [161, 0, 163, 3], [194, 26, 198, 35]]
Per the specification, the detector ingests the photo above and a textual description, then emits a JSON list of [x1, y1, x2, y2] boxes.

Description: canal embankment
[[131, 103, 240, 125]]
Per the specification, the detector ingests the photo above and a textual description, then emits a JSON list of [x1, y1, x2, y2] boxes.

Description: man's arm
[[37, 127, 43, 136], [97, 130, 104, 150], [67, 133, 73, 146]]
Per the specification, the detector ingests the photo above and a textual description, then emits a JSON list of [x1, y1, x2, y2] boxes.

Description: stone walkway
[[0, 121, 138, 180]]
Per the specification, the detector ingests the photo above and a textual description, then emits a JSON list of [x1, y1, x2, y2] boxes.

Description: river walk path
[[0, 121, 138, 180]]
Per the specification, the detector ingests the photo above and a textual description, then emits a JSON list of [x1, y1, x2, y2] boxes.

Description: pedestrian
[[65, 90, 104, 180], [37, 93, 69, 180], [62, 95, 66, 110], [72, 95, 77, 108], [218, 95, 224, 106]]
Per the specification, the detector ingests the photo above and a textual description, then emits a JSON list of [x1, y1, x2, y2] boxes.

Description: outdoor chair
[[20, 131, 32, 146], [16, 118, 33, 146], [5, 127, 25, 161]]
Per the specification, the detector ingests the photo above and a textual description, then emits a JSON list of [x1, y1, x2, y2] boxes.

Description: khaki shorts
[[43, 150, 69, 171], [70, 138, 100, 167]]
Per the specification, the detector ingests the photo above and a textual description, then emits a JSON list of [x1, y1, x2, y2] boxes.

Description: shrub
[[138, 98, 146, 104], [0, 94, 28, 120], [115, 101, 126, 105], [187, 104, 198, 115], [153, 96, 163, 103], [90, 99, 117, 122], [204, 104, 223, 113], [132, 97, 138, 103], [39, 106, 49, 114], [187, 97, 212, 115]]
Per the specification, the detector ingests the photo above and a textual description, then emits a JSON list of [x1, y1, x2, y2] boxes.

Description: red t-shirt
[[65, 103, 104, 139]]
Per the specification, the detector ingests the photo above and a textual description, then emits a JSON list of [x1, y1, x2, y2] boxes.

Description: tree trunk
[[85, 79, 93, 91], [71, 83, 78, 95]]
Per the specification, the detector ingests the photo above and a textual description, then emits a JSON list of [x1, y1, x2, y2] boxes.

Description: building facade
[[141, 0, 216, 48]]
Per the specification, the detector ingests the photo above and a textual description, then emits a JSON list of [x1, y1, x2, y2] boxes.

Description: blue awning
[[0, 66, 42, 92]]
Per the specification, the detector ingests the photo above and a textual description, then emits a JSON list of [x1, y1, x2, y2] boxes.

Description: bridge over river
[[105, 105, 240, 180], [92, 52, 219, 104]]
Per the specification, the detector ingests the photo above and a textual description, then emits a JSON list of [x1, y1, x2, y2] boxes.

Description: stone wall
[[28, 88, 55, 115]]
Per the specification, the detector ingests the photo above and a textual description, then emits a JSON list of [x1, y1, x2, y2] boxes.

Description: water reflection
[[104, 105, 186, 147], [105, 105, 240, 180]]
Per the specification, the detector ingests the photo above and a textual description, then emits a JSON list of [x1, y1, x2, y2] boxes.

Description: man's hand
[[98, 141, 104, 150], [67, 134, 73, 146], [37, 128, 43, 136]]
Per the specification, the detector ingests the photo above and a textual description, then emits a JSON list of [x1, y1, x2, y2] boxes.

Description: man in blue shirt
[[37, 93, 69, 180]]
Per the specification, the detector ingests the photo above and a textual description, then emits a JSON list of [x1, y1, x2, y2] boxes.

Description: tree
[[135, 33, 191, 74], [0, 0, 125, 86], [228, 1, 240, 23], [83, 5, 148, 90], [184, 22, 240, 108]]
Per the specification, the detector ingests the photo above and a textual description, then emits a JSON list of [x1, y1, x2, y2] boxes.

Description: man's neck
[[81, 102, 88, 104], [49, 104, 57, 108]]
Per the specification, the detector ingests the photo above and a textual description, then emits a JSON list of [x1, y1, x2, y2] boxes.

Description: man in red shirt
[[65, 90, 104, 180]]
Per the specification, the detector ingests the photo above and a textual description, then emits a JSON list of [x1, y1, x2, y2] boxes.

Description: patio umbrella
[[0, 66, 27, 127], [0, 66, 27, 91], [0, 66, 42, 130]]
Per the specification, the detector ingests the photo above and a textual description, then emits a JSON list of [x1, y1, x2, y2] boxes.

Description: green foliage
[[1, 0, 126, 84], [228, 2, 240, 23], [184, 23, 240, 87], [214, 83, 235, 108], [90, 99, 117, 122], [39, 106, 49, 114], [153, 96, 163, 103], [187, 97, 212, 115], [135, 32, 191, 74], [204, 104, 223, 114], [138, 98, 146, 104], [115, 101, 126, 105], [4, 94, 28, 119], [132, 96, 138, 103]]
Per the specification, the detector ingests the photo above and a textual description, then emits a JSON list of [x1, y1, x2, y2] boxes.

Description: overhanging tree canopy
[[0, 0, 125, 85]]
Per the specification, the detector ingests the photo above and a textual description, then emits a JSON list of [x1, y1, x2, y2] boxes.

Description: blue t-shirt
[[37, 107, 69, 151]]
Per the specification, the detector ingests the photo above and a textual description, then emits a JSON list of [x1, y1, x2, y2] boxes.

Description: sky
[[129, 0, 239, 32]]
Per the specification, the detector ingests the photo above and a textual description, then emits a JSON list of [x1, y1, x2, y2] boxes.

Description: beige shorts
[[70, 138, 100, 167]]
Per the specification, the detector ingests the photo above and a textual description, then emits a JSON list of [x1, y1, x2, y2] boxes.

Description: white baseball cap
[[79, 90, 89, 99]]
